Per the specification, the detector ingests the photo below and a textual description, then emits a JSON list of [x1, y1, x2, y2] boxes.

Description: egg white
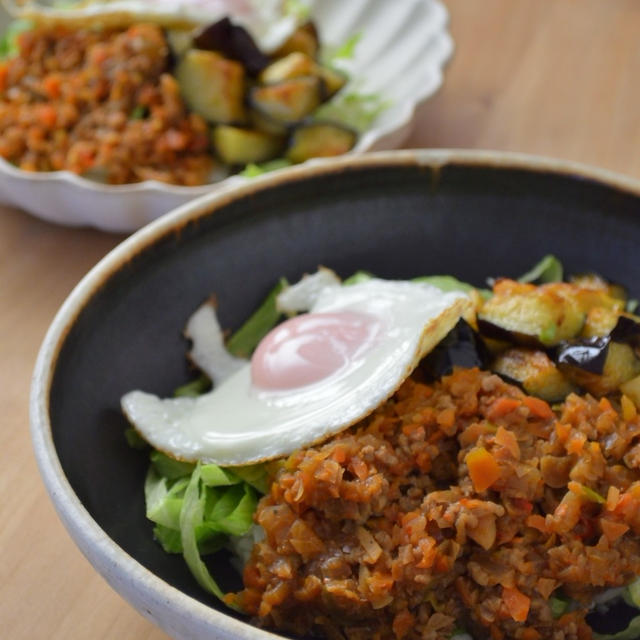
[[121, 279, 472, 465]]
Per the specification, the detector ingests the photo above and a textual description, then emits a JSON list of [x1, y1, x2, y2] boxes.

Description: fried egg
[[121, 277, 472, 465]]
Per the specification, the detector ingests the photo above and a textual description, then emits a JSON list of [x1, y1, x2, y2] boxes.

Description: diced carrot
[[487, 397, 521, 419], [599, 397, 614, 413], [495, 426, 520, 459], [502, 586, 531, 622], [437, 407, 456, 432], [566, 431, 586, 454], [555, 422, 571, 443], [36, 104, 57, 128], [0, 64, 7, 92], [43, 74, 61, 99], [331, 444, 347, 464], [415, 450, 431, 473], [466, 446, 501, 492], [521, 628, 542, 640], [606, 486, 621, 511], [600, 518, 629, 542], [523, 396, 554, 420], [392, 610, 415, 639], [526, 514, 548, 533]]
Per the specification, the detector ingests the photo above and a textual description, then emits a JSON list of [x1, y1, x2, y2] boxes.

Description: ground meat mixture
[[0, 24, 212, 184], [231, 368, 640, 640]]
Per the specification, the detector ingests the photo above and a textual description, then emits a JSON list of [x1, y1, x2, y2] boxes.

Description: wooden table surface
[[3, 1, 640, 637]]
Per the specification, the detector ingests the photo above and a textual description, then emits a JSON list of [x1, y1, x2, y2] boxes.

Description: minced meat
[[230, 368, 640, 640]]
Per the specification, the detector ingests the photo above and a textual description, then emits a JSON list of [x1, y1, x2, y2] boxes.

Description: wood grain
[[3, 1, 640, 637]]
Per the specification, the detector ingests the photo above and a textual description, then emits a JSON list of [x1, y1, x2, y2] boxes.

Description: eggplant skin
[[611, 314, 640, 346], [192, 17, 270, 75], [558, 341, 640, 396], [557, 336, 610, 375], [421, 320, 489, 380], [492, 348, 576, 403]]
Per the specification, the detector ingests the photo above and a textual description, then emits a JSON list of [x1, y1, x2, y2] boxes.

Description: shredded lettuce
[[413, 275, 492, 300], [180, 462, 231, 603], [517, 254, 563, 284], [174, 375, 211, 398], [0, 19, 32, 60], [550, 596, 569, 618], [142, 447, 267, 604], [145, 470, 189, 530], [150, 450, 194, 479], [321, 32, 362, 66], [226, 277, 288, 358], [283, 0, 311, 21], [626, 577, 640, 607], [314, 89, 390, 132], [343, 270, 373, 286], [239, 159, 292, 178], [124, 427, 149, 450]]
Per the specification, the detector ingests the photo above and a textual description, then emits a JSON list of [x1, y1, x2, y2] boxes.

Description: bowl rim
[[30, 148, 640, 638]]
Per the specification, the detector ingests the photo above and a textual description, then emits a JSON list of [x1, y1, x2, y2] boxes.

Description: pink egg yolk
[[250, 311, 382, 390]]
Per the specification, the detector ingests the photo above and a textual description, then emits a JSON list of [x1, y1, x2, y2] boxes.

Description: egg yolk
[[251, 311, 382, 390]]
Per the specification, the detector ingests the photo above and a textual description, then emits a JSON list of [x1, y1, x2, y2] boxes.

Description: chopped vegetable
[[0, 19, 32, 60], [314, 89, 390, 132], [239, 159, 292, 177], [502, 586, 531, 622], [465, 446, 500, 492], [226, 278, 288, 358], [517, 254, 563, 284]]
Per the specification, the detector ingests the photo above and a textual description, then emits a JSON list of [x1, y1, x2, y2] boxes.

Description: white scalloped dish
[[0, 0, 453, 233]]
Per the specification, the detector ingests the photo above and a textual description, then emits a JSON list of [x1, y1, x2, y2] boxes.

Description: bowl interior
[[48, 158, 640, 623]]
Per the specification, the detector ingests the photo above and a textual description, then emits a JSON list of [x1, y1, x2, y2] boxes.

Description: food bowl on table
[[31, 150, 640, 640], [0, 0, 452, 233]]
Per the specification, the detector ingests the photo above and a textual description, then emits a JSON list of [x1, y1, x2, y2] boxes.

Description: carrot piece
[[487, 397, 521, 419], [0, 64, 7, 92], [599, 397, 614, 413], [392, 610, 415, 639], [502, 586, 531, 622], [43, 74, 61, 99], [566, 431, 586, 454], [526, 514, 548, 533], [600, 518, 629, 542], [523, 396, 554, 419], [495, 426, 520, 459], [437, 407, 456, 432], [555, 422, 571, 443], [466, 446, 501, 492], [606, 486, 621, 511], [521, 628, 541, 640], [331, 445, 347, 464], [36, 104, 57, 128]]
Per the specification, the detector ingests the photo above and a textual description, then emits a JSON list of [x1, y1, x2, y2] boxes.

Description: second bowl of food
[[0, 0, 452, 231], [31, 150, 640, 640]]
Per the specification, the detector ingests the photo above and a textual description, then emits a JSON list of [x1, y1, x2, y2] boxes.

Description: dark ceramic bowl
[[31, 150, 640, 639]]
